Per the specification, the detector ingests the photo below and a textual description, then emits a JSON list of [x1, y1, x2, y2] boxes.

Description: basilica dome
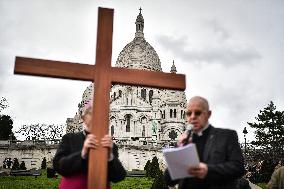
[[115, 9, 162, 72]]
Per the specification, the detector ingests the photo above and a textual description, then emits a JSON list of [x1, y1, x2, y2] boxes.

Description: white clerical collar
[[83, 130, 89, 136], [195, 123, 210, 136], [82, 123, 91, 136]]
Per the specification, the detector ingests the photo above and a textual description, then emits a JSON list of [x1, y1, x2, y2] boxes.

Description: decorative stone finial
[[170, 60, 177, 73]]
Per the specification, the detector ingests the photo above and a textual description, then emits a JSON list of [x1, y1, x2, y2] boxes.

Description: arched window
[[141, 117, 147, 124], [149, 90, 153, 104], [111, 125, 114, 136], [181, 110, 183, 119], [126, 114, 131, 132], [174, 109, 177, 118], [110, 117, 116, 136], [141, 89, 146, 100], [163, 110, 166, 119], [142, 125, 145, 137], [113, 92, 116, 100], [170, 109, 173, 118], [119, 90, 122, 97]]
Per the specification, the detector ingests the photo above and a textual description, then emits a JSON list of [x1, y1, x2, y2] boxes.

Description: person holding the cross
[[53, 100, 126, 189], [164, 96, 245, 189]]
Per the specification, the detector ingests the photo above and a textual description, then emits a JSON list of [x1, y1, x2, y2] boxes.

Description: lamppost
[[243, 127, 248, 159]]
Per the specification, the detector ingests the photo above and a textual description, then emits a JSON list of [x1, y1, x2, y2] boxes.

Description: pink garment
[[59, 172, 87, 189], [59, 172, 110, 189]]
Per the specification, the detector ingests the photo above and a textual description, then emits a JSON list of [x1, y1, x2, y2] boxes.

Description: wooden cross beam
[[14, 7, 186, 189]]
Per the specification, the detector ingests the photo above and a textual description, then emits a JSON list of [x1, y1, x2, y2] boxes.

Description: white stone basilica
[[65, 9, 188, 170]]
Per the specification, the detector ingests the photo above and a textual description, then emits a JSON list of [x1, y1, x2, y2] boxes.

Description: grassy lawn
[[0, 170, 153, 189], [0, 171, 268, 189], [112, 177, 153, 189], [0, 170, 60, 189], [257, 183, 268, 189]]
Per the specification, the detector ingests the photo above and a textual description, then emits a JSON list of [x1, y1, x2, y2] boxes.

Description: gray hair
[[188, 96, 210, 111]]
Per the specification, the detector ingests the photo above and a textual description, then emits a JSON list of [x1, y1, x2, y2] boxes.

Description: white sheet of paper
[[162, 143, 200, 180]]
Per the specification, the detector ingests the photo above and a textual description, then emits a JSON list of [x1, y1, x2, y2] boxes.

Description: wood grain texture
[[88, 7, 114, 189], [14, 57, 94, 81], [111, 67, 186, 90]]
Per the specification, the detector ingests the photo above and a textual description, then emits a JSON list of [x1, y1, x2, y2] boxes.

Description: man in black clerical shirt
[[164, 96, 245, 189]]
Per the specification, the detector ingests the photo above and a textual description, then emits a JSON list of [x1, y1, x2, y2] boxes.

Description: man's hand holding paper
[[162, 143, 200, 180], [188, 162, 208, 179]]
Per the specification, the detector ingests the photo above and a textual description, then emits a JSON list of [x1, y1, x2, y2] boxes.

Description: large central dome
[[115, 9, 162, 72]]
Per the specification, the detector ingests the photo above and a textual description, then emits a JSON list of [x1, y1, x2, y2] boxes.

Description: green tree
[[151, 169, 168, 189], [144, 160, 151, 177], [0, 115, 16, 140], [41, 157, 47, 169], [16, 123, 64, 141], [12, 158, 20, 170], [149, 156, 160, 178], [20, 161, 27, 170], [247, 101, 284, 182], [0, 97, 8, 113], [248, 101, 284, 163]]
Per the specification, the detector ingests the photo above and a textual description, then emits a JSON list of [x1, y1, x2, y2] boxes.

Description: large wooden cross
[[14, 7, 186, 189]]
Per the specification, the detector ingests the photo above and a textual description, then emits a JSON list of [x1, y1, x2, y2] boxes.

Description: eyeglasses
[[186, 111, 204, 117]]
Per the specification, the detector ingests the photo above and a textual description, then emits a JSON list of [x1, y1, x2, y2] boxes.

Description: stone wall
[[0, 140, 58, 170], [118, 145, 166, 171], [0, 140, 169, 171]]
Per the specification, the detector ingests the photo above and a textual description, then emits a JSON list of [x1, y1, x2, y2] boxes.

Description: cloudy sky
[[1, 0, 284, 142]]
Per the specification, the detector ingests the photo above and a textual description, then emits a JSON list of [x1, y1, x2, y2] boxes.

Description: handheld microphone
[[182, 124, 193, 145]]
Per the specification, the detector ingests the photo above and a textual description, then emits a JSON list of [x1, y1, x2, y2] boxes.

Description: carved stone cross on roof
[[14, 7, 186, 189]]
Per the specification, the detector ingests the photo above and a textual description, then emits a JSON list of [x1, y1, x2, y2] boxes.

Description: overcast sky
[[1, 0, 284, 142]]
